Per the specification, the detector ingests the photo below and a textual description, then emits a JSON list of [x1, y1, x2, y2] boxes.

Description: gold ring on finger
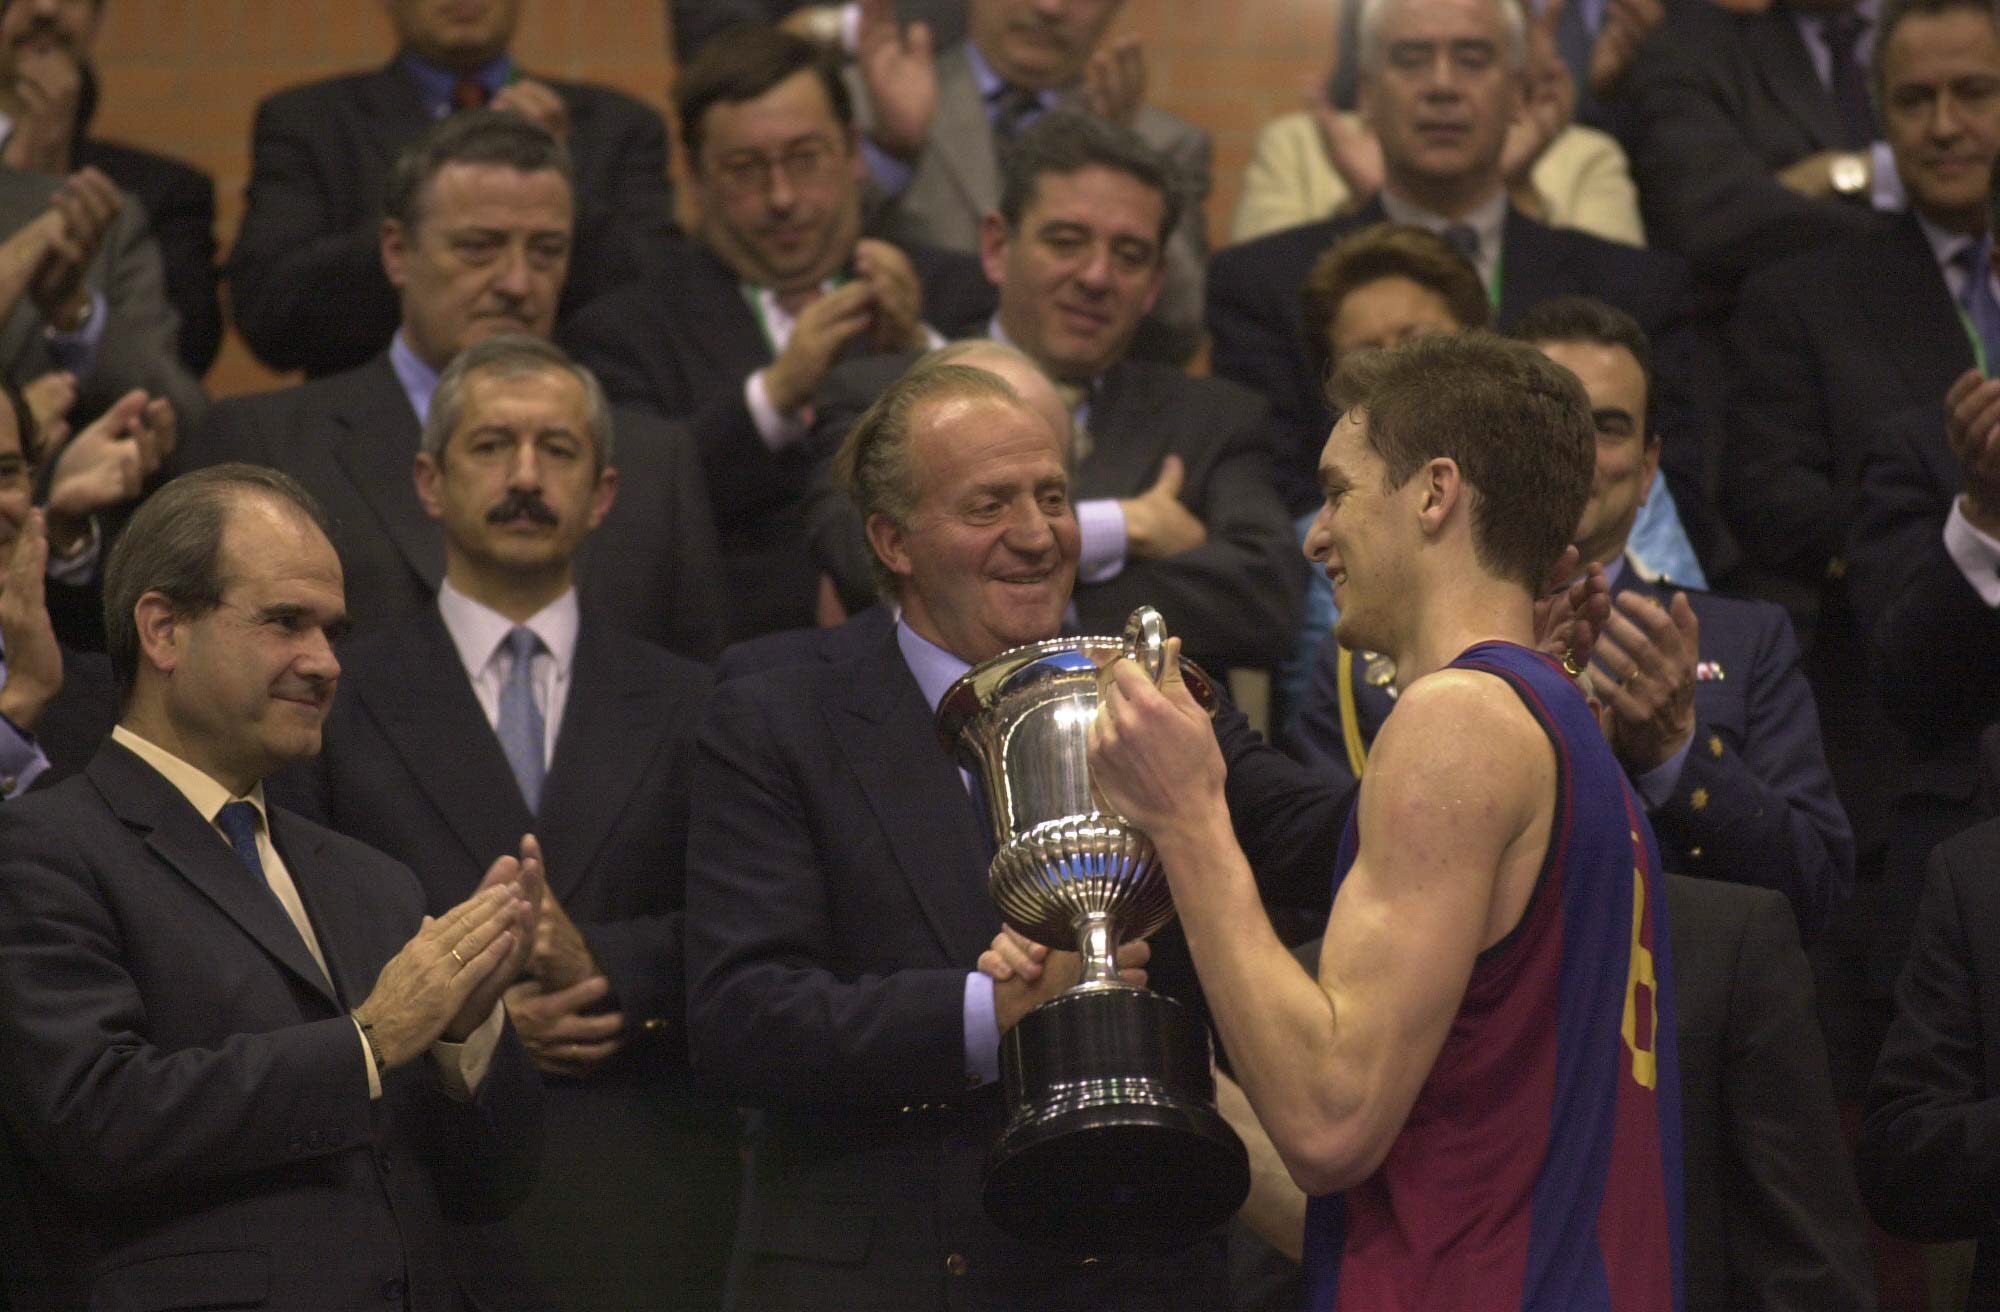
[[1560, 650, 1586, 677], [451, 945, 466, 967]]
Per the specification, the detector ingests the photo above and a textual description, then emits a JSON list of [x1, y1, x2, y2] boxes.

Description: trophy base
[[984, 987, 1250, 1255]]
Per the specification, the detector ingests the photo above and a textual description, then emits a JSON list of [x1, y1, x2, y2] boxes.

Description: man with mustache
[[0, 462, 547, 1311], [186, 110, 724, 661], [0, 0, 220, 375], [275, 333, 738, 1310]]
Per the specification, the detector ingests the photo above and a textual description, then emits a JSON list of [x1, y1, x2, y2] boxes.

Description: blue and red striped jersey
[[1302, 640, 1683, 1312]]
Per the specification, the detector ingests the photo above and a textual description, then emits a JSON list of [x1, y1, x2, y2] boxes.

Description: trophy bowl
[[936, 608, 1251, 1255]]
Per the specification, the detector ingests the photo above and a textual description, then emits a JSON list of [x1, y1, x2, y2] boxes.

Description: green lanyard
[[1487, 246, 1504, 313], [1958, 304, 1990, 377]]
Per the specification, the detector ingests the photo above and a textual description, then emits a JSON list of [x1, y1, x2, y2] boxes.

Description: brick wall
[[87, 1, 1336, 399]]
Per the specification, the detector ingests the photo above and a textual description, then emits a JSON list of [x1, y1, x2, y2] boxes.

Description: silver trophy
[[937, 607, 1250, 1254]]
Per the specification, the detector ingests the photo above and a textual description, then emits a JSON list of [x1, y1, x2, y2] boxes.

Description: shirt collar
[[111, 724, 267, 826], [896, 617, 972, 713], [398, 50, 515, 118], [1378, 188, 1508, 260], [389, 330, 441, 424], [437, 579, 581, 682], [965, 41, 1058, 110]]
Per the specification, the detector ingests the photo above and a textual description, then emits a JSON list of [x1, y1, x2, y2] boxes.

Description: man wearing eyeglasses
[[563, 24, 997, 641]]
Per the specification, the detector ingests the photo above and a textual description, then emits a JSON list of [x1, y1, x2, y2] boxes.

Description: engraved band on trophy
[[936, 606, 1251, 1255]]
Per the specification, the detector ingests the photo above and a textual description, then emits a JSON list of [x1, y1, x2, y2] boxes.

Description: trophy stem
[[1070, 911, 1129, 991]]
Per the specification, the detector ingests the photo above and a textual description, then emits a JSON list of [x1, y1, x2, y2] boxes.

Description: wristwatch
[[1829, 152, 1870, 199]]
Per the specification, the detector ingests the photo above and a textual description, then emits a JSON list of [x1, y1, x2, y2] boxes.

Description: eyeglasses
[[711, 140, 844, 196]]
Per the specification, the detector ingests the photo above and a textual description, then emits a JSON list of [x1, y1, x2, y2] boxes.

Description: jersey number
[[1620, 866, 1658, 1090]]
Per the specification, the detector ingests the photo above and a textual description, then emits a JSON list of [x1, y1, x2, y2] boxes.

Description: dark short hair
[[423, 333, 616, 470], [1877, 0, 2000, 107], [676, 24, 852, 162], [1509, 294, 1656, 438], [102, 466, 330, 702], [382, 109, 574, 233], [1301, 222, 1489, 384], [997, 111, 1183, 251], [1331, 331, 1593, 592], [836, 359, 1025, 597]]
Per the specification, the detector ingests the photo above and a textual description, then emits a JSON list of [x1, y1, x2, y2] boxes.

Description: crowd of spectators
[[0, 0, 1996, 1307]]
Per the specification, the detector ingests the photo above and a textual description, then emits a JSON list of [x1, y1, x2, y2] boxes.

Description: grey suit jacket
[[180, 354, 725, 661], [865, 45, 1212, 363], [0, 167, 205, 429]]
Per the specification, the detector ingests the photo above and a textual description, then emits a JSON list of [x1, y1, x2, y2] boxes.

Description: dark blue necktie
[[215, 799, 269, 888], [1958, 239, 2000, 375], [1822, 11, 1876, 150]]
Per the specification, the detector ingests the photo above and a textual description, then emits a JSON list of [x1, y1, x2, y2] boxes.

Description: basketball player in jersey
[[1067, 332, 1683, 1310]]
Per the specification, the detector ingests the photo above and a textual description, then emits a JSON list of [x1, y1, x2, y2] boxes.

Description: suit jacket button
[[945, 1253, 969, 1277], [0, 775, 17, 793], [381, 1276, 405, 1301], [377, 1149, 393, 1174], [287, 1139, 304, 1154]]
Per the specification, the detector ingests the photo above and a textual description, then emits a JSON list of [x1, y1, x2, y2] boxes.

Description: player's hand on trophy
[[985, 925, 1149, 1031], [1088, 637, 1225, 841]]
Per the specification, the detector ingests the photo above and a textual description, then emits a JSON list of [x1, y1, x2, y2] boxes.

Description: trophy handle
[[1123, 606, 1168, 685]]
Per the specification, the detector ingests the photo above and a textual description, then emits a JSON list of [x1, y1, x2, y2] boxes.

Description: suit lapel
[[537, 619, 662, 903], [268, 814, 368, 1009], [1075, 362, 1170, 499], [1864, 216, 1973, 399], [87, 743, 340, 1010], [830, 627, 997, 966], [350, 608, 533, 871], [1746, 14, 1844, 152], [675, 244, 779, 385], [328, 357, 444, 594], [926, 50, 1004, 223]]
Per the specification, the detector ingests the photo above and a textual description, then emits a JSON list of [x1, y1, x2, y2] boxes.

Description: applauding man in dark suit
[[280, 334, 738, 1311], [564, 24, 995, 640], [229, 0, 670, 377], [0, 463, 544, 1311]]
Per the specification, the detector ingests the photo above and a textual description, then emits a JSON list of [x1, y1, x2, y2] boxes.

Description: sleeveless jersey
[[1301, 641, 1683, 1312]]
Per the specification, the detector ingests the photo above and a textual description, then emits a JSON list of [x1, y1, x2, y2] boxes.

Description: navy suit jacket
[[1206, 200, 1722, 569], [1626, 0, 1883, 297], [0, 741, 543, 1311], [180, 354, 726, 661], [685, 611, 1345, 1310], [1725, 212, 1969, 589], [562, 232, 996, 640], [228, 58, 670, 377], [273, 605, 737, 1307], [1291, 566, 1853, 937]]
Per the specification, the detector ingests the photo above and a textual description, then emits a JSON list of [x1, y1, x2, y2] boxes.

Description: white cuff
[[430, 1001, 506, 1101], [1945, 497, 2000, 607], [746, 369, 811, 453]]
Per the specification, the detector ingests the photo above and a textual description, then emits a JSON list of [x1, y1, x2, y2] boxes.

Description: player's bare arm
[[1090, 652, 1554, 1194]]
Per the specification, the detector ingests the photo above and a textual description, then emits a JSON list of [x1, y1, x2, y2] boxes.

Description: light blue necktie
[[497, 626, 546, 813]]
